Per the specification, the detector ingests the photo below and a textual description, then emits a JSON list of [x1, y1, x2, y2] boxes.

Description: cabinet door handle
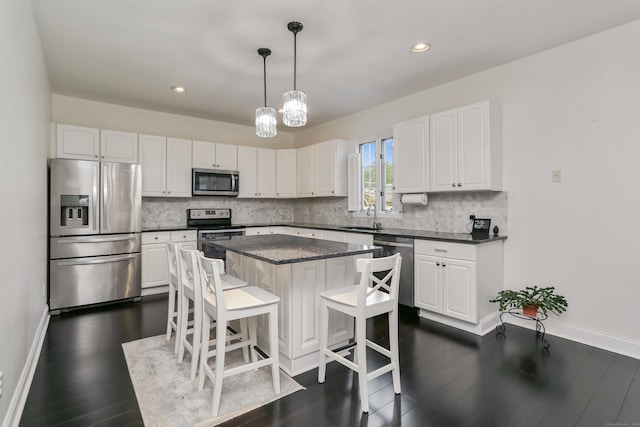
[[434, 248, 447, 253], [451, 183, 456, 187], [436, 262, 440, 266], [442, 263, 446, 267], [457, 183, 462, 187]]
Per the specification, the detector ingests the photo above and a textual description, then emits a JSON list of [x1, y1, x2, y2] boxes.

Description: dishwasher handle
[[373, 240, 414, 249]]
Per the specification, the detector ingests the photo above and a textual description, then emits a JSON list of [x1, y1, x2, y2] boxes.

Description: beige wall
[[52, 94, 296, 149], [297, 19, 640, 357], [0, 0, 51, 423]]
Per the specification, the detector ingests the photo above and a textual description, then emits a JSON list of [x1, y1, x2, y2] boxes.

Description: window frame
[[351, 133, 402, 218]]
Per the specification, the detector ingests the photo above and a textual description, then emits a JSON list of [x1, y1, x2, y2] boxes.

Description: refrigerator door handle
[[56, 253, 138, 266], [56, 235, 138, 244]]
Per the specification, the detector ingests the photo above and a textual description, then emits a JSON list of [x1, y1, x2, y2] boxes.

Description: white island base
[[226, 252, 367, 376]]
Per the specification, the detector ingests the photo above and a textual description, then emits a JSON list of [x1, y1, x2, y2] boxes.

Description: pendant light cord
[[293, 32, 297, 90], [263, 54, 268, 107], [287, 22, 303, 91]]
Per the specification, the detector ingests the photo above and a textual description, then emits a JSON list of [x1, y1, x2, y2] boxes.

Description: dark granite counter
[[232, 222, 507, 244], [142, 222, 506, 244], [142, 226, 198, 233], [201, 234, 381, 265]]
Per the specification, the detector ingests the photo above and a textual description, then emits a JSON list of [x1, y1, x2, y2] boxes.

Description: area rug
[[122, 335, 305, 427]]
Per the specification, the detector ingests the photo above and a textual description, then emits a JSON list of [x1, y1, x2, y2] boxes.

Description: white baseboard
[[418, 309, 501, 336], [3, 306, 50, 427], [503, 315, 640, 360], [142, 285, 169, 296], [418, 309, 640, 360]]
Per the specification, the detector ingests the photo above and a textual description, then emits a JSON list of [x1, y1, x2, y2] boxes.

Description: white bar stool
[[317, 253, 402, 413], [196, 252, 281, 417], [177, 248, 248, 380]]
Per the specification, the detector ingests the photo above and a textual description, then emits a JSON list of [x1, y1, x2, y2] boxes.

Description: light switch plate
[[552, 170, 561, 183]]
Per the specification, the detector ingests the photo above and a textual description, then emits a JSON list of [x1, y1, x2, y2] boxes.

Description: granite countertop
[[142, 226, 198, 233], [200, 234, 381, 265], [142, 222, 506, 244], [233, 222, 507, 244]]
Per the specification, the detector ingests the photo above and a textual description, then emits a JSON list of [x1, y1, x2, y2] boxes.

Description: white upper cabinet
[[237, 146, 276, 198], [257, 148, 276, 198], [139, 135, 191, 197], [56, 124, 138, 163], [276, 149, 297, 198], [429, 101, 502, 192], [296, 145, 315, 197], [237, 146, 258, 197], [100, 130, 138, 163], [315, 139, 348, 197], [139, 135, 166, 196], [166, 137, 192, 197], [393, 117, 429, 193], [192, 140, 238, 170], [296, 139, 349, 197], [55, 124, 100, 160]]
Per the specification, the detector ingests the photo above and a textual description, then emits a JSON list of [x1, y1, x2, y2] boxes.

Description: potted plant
[[490, 285, 568, 317]]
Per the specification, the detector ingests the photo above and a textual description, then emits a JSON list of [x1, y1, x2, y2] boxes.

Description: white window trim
[[349, 133, 403, 219]]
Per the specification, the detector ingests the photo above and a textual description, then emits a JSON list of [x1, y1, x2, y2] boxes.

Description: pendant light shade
[[283, 22, 307, 128], [256, 48, 277, 138]]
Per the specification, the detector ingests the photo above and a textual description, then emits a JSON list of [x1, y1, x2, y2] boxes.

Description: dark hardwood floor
[[20, 295, 640, 426]]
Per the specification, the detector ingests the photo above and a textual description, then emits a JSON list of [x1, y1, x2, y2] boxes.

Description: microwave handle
[[232, 174, 238, 192]]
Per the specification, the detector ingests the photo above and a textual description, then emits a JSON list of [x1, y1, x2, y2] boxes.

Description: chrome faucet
[[366, 203, 382, 230]]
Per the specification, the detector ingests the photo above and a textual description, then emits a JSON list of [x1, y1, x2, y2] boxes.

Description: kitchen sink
[[342, 226, 380, 231]]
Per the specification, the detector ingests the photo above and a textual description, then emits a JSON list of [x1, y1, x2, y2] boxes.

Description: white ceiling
[[31, 1, 640, 130]]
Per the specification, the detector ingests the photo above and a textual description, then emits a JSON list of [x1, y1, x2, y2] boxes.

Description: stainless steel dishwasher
[[373, 235, 414, 307]]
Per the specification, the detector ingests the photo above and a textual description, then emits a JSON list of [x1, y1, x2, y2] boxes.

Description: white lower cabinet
[[414, 239, 503, 329], [141, 230, 197, 295]]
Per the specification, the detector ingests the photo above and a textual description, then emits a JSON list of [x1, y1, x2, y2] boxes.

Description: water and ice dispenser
[[59, 195, 90, 227]]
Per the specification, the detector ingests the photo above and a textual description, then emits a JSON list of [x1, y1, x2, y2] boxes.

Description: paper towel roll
[[401, 193, 428, 205]]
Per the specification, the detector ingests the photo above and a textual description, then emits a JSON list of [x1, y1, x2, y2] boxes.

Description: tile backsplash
[[142, 192, 507, 235]]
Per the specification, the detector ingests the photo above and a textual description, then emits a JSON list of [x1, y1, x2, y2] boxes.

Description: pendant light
[[255, 48, 277, 138], [282, 21, 307, 127]]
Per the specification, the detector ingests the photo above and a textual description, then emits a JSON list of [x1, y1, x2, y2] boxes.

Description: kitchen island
[[201, 234, 380, 375]]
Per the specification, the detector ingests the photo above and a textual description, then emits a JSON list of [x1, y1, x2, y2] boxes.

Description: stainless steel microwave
[[192, 168, 239, 196]]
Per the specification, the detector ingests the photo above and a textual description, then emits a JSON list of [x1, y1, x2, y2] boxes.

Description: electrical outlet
[[42, 281, 46, 297], [0, 371, 3, 398], [552, 169, 562, 183]]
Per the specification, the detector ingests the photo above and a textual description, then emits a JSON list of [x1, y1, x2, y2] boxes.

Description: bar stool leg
[[212, 318, 227, 417], [355, 316, 369, 413], [317, 301, 329, 383], [269, 308, 280, 394], [389, 311, 401, 394]]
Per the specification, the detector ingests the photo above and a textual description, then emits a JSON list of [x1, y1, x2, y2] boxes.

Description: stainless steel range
[[187, 208, 245, 260]]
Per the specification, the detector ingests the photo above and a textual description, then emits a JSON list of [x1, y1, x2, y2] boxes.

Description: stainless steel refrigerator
[[49, 159, 142, 312]]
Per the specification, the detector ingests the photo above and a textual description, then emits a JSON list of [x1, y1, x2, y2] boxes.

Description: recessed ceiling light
[[171, 85, 187, 93], [411, 42, 430, 53]]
